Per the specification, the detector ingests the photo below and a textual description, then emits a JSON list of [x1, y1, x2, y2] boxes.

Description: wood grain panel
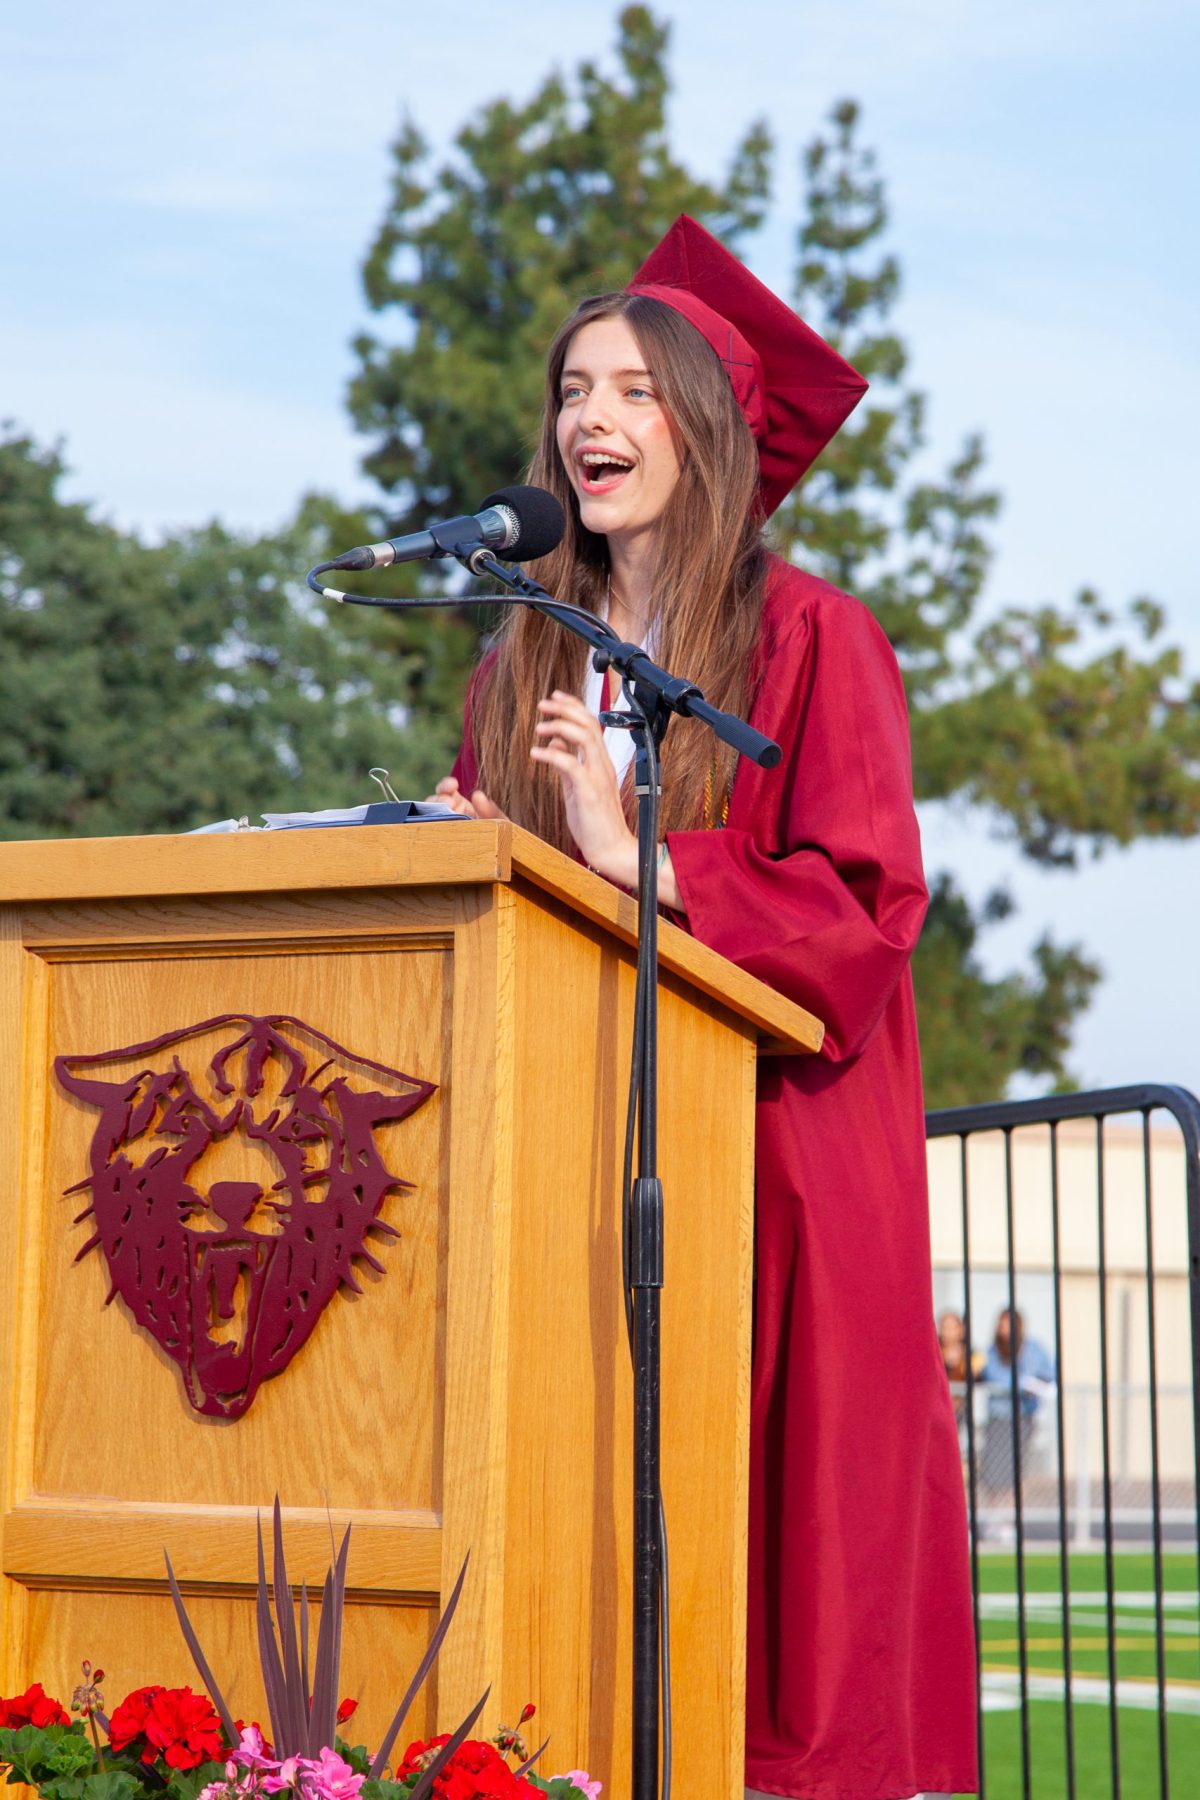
[[20, 889, 464, 949], [1, 835, 765, 1798], [497, 887, 756, 1795], [0, 908, 33, 1678], [32, 942, 450, 1514], [0, 824, 507, 904], [435, 885, 516, 1726], [3, 1504, 442, 1594]]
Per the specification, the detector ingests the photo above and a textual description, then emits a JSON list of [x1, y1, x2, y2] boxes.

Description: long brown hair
[[470, 291, 769, 848]]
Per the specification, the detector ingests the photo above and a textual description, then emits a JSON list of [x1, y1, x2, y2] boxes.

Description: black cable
[[613, 696, 671, 1800], [306, 563, 619, 638], [308, 541, 747, 1800]]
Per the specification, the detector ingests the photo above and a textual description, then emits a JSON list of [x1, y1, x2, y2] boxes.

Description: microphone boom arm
[[306, 548, 780, 772], [469, 551, 781, 771]]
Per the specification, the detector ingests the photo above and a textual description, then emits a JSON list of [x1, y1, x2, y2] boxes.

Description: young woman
[[435, 216, 977, 1800]]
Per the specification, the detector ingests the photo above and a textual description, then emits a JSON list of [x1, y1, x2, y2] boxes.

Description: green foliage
[[0, 1724, 95, 1785], [785, 102, 1200, 869], [6, 10, 1196, 1105], [43, 1775, 142, 1800], [349, 17, 1178, 1101], [920, 588, 1200, 866], [335, 1738, 372, 1777], [0, 1724, 216, 1800], [772, 97, 1199, 1096], [0, 436, 465, 838], [914, 878, 1101, 1108], [160, 1768, 226, 1800], [349, 5, 770, 515]]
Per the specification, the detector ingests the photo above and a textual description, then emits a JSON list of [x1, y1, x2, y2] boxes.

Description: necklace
[[606, 577, 650, 629]]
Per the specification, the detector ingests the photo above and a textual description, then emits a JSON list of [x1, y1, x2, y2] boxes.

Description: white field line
[[983, 1671, 1200, 1714], [980, 1590, 1198, 1614], [1060, 1612, 1195, 1634]]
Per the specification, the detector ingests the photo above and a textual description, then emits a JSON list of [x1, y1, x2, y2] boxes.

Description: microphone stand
[[308, 539, 780, 1800]]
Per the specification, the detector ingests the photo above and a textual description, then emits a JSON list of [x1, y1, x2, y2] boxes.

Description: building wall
[[927, 1118, 1196, 1485]]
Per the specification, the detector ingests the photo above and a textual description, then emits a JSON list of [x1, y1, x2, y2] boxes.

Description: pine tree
[[345, 14, 1200, 1101], [348, 5, 770, 516], [780, 101, 1200, 1098]]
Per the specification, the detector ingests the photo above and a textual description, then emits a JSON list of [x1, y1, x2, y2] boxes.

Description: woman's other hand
[[426, 776, 507, 820], [531, 692, 640, 889], [532, 694, 684, 907]]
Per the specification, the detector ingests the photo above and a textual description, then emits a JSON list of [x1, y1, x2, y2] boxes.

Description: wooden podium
[[0, 823, 821, 1797]]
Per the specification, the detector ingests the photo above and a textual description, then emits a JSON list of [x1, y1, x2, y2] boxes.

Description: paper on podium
[[190, 800, 466, 834]]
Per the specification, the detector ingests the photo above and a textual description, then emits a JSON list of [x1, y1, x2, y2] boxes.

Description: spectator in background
[[938, 1310, 986, 1445], [981, 1307, 1056, 1491], [938, 1310, 968, 1411], [938, 1310, 967, 1379]]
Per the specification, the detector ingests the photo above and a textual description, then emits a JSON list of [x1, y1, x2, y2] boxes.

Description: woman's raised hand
[[531, 691, 639, 889], [427, 776, 507, 820]]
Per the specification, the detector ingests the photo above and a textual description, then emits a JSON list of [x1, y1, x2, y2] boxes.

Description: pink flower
[[228, 1726, 291, 1794], [283, 1747, 364, 1800], [232, 1726, 274, 1771], [555, 1776, 601, 1799]]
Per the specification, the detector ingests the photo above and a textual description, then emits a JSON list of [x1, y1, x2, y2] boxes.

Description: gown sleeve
[[450, 725, 478, 796], [449, 654, 494, 795], [666, 582, 928, 1064]]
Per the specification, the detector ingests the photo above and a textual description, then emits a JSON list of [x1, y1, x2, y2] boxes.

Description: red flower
[[108, 1687, 161, 1759], [0, 1684, 71, 1729], [397, 1738, 540, 1798], [109, 1686, 224, 1770], [336, 1698, 358, 1726], [397, 1734, 450, 1777]]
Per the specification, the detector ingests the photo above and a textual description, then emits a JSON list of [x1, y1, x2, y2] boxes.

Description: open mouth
[[577, 448, 635, 493]]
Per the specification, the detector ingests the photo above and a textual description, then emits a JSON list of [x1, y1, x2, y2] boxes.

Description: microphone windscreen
[[482, 485, 565, 561]]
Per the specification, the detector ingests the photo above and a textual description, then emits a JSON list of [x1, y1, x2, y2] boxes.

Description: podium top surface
[[0, 821, 822, 1055]]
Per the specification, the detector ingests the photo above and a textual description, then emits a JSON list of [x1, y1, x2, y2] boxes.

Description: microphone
[[328, 485, 565, 572]]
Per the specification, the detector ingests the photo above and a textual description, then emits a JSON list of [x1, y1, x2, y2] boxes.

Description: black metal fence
[[925, 1084, 1200, 1800]]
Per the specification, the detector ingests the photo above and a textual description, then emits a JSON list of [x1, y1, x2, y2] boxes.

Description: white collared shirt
[[583, 654, 639, 785]]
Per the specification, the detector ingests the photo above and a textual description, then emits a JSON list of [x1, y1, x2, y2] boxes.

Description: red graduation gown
[[453, 557, 978, 1800]]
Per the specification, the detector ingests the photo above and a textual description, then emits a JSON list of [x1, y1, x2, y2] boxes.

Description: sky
[[2, 0, 1198, 1097]]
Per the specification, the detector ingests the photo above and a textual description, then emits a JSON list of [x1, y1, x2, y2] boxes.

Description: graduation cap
[[628, 214, 868, 517]]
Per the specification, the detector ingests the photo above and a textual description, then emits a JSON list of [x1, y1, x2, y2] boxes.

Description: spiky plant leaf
[[306, 1527, 351, 1756], [514, 1735, 550, 1777], [367, 1554, 470, 1779], [164, 1552, 238, 1743], [405, 1688, 490, 1800], [300, 1580, 311, 1712], [271, 1498, 308, 1754], [255, 1517, 290, 1750]]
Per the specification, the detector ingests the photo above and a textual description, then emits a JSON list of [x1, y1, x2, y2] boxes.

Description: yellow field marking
[[984, 1660, 1200, 1689], [986, 1635, 1200, 1653]]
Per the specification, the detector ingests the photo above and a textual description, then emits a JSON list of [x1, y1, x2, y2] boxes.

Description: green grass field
[[954, 1549, 1200, 1798]]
